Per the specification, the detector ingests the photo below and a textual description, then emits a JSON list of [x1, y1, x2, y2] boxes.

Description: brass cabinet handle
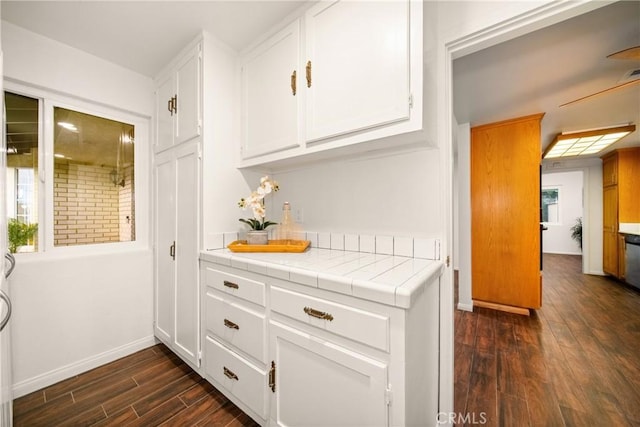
[[303, 306, 333, 321], [224, 318, 239, 330], [167, 98, 173, 115], [269, 361, 276, 392], [223, 280, 239, 289], [223, 366, 238, 381], [173, 95, 177, 114], [306, 60, 312, 88], [169, 241, 176, 260], [291, 70, 297, 96]]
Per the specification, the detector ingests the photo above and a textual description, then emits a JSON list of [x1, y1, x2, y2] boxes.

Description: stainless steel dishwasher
[[625, 234, 640, 290]]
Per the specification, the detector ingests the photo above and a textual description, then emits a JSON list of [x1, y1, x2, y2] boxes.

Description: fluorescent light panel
[[543, 124, 636, 159]]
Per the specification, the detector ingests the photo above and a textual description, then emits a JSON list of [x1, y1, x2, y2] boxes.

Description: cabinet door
[[241, 20, 300, 159], [304, 0, 410, 142], [603, 186, 619, 276], [471, 114, 543, 309], [154, 150, 176, 343], [174, 142, 201, 366], [269, 321, 389, 427], [602, 154, 617, 187], [156, 74, 175, 152], [175, 44, 202, 145]]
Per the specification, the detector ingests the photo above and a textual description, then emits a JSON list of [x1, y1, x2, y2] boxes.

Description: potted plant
[[570, 217, 582, 249], [238, 176, 279, 244], [8, 218, 38, 253]]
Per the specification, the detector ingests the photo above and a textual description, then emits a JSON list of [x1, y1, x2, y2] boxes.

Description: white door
[[240, 20, 300, 159], [175, 45, 201, 145], [173, 142, 200, 366], [304, 0, 410, 142], [270, 321, 389, 427], [153, 149, 176, 344]]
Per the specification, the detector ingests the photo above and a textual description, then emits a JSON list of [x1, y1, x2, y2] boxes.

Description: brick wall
[[119, 165, 135, 242], [54, 161, 134, 246]]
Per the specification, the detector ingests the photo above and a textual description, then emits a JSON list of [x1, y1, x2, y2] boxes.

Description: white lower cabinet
[[200, 260, 440, 427], [269, 320, 389, 427]]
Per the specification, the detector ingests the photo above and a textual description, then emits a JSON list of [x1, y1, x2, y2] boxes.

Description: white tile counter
[[200, 247, 444, 308]]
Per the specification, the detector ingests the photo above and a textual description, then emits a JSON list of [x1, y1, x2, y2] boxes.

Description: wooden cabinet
[[601, 148, 640, 279], [155, 42, 201, 152], [240, 20, 301, 159], [238, 0, 423, 168], [154, 141, 201, 368], [200, 259, 441, 426], [603, 185, 619, 276], [471, 114, 544, 313]]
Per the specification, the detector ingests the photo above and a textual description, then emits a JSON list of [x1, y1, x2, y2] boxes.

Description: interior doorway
[[541, 170, 584, 256]]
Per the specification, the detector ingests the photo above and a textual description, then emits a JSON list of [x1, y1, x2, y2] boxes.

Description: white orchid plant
[[238, 176, 280, 230]]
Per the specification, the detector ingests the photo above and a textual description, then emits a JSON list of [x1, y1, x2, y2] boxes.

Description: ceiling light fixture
[[542, 124, 636, 159]]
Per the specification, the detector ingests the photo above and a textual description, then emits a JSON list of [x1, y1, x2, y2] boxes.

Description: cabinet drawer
[[204, 267, 265, 306], [270, 286, 389, 352], [205, 336, 268, 419], [205, 290, 267, 363]]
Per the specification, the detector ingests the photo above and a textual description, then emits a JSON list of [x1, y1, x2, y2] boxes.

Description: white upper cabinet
[[238, 0, 423, 168], [240, 20, 301, 159], [304, 0, 410, 142], [155, 43, 202, 152]]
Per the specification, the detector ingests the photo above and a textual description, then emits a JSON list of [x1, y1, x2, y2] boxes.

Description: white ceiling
[[453, 0, 640, 157], [2, 1, 638, 160], [1, 1, 307, 77]]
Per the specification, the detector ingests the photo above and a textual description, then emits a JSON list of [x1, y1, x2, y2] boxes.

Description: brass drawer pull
[[224, 318, 239, 330], [223, 280, 239, 289], [305, 60, 312, 88], [269, 361, 276, 392], [223, 366, 238, 381], [291, 70, 297, 96], [303, 306, 333, 321]]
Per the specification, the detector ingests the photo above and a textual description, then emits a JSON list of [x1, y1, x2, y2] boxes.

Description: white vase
[[246, 230, 268, 245]]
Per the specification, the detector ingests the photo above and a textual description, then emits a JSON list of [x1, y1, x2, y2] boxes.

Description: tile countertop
[[620, 223, 640, 236], [200, 248, 444, 309]]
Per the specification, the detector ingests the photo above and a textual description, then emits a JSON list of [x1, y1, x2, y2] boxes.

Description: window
[[5, 89, 143, 253], [541, 187, 560, 224], [5, 92, 39, 253], [53, 107, 135, 246]]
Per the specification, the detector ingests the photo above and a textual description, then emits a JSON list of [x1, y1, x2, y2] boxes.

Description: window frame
[[5, 80, 150, 257], [541, 185, 561, 226]]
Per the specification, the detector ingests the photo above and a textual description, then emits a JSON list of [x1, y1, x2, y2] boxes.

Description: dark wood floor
[[455, 254, 640, 426], [14, 254, 640, 426], [13, 344, 259, 426]]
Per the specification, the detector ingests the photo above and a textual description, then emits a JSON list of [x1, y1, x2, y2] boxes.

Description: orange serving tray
[[227, 239, 311, 253]]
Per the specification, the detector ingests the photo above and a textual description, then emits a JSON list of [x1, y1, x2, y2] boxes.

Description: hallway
[[455, 254, 640, 426]]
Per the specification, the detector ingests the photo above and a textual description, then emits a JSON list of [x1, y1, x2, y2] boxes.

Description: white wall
[[269, 148, 442, 238], [2, 21, 155, 397], [541, 170, 583, 255], [454, 122, 472, 311], [543, 158, 603, 274]]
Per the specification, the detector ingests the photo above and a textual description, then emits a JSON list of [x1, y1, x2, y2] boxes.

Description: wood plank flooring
[[12, 344, 259, 426], [13, 254, 640, 426], [455, 254, 640, 426]]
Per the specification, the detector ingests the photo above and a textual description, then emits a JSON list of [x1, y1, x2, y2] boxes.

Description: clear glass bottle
[[280, 202, 292, 243]]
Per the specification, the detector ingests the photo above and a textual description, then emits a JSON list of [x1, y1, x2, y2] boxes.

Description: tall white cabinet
[[153, 39, 202, 369]]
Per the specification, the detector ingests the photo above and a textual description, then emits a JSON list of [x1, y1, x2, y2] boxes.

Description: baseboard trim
[[456, 302, 474, 312], [12, 335, 157, 399]]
